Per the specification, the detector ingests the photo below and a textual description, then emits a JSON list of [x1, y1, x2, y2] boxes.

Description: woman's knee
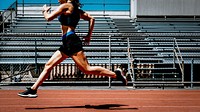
[[80, 66, 92, 74], [43, 63, 54, 72]]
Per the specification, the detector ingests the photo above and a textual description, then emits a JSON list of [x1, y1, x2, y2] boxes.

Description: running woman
[[18, 0, 127, 98]]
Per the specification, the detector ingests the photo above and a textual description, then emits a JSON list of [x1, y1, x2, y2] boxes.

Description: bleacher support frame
[[1, 32, 200, 89]]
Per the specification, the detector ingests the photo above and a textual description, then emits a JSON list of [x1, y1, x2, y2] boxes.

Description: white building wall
[[136, 0, 200, 16]]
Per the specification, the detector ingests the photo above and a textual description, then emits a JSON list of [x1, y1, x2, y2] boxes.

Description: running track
[[0, 88, 200, 112]]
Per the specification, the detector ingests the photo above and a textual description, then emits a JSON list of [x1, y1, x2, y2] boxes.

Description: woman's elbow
[[91, 17, 95, 23], [46, 17, 54, 22]]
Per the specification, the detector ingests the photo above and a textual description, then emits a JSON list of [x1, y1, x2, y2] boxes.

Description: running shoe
[[115, 68, 128, 85], [18, 87, 37, 98]]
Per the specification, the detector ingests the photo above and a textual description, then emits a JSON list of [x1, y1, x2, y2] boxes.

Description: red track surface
[[0, 89, 200, 112]]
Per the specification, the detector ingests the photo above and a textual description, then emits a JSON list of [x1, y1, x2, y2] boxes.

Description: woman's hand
[[83, 35, 91, 45], [42, 4, 51, 13]]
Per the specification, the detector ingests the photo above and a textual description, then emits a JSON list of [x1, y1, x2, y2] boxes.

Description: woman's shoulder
[[77, 9, 85, 14], [59, 2, 73, 9]]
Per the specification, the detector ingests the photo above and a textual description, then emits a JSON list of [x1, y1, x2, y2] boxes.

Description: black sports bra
[[58, 8, 84, 28]]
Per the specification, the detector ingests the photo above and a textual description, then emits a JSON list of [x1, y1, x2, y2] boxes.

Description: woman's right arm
[[42, 3, 73, 21]]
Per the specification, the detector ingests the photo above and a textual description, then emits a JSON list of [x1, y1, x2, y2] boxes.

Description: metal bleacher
[[0, 4, 129, 84], [1, 4, 200, 87], [7, 16, 118, 33], [134, 16, 200, 32]]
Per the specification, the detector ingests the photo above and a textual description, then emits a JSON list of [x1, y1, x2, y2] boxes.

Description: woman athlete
[[18, 0, 127, 98]]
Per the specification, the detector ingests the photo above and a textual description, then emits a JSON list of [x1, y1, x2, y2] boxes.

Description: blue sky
[[1, 0, 129, 11]]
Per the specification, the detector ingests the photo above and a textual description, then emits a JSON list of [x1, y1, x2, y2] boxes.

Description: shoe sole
[[18, 93, 38, 98]]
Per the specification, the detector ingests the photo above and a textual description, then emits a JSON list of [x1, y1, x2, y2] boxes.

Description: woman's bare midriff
[[61, 25, 75, 35]]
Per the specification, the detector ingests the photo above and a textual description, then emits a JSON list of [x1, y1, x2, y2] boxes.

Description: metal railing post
[[11, 8, 13, 24], [22, 0, 24, 16], [191, 59, 194, 88], [108, 35, 111, 88], [2, 13, 5, 33], [10, 64, 14, 82], [103, 0, 105, 15], [35, 39, 38, 75], [127, 37, 135, 88], [16, 0, 18, 15], [49, 0, 52, 13], [182, 60, 184, 83], [127, 37, 131, 81], [173, 38, 175, 68]]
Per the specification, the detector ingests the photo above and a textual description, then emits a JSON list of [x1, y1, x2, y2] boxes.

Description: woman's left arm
[[80, 10, 95, 45]]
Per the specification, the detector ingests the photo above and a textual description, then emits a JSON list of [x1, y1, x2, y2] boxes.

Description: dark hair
[[70, 0, 82, 8]]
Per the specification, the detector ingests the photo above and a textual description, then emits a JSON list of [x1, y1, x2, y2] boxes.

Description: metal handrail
[[0, 1, 17, 33], [173, 38, 184, 83], [127, 37, 135, 88]]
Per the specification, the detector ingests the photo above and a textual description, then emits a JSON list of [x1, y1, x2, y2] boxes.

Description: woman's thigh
[[45, 50, 68, 68], [71, 51, 89, 71]]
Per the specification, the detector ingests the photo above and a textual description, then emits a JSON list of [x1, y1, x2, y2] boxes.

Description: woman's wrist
[[42, 10, 47, 13]]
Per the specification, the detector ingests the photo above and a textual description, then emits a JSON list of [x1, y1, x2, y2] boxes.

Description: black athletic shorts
[[58, 33, 84, 57]]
